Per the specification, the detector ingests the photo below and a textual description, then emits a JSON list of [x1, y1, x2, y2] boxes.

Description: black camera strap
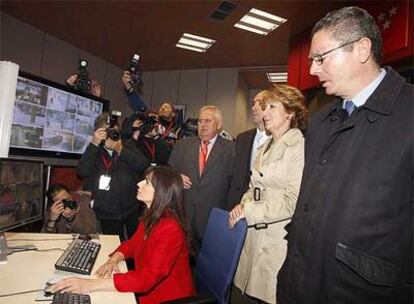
[[247, 216, 291, 230]]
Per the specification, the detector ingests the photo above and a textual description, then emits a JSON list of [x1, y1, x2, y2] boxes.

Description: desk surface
[[0, 232, 136, 304]]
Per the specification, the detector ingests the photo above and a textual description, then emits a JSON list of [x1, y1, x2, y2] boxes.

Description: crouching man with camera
[[42, 183, 99, 234], [77, 113, 149, 241]]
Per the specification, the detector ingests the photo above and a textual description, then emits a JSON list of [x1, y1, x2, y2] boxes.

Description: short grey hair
[[199, 105, 223, 123], [312, 6, 382, 64]]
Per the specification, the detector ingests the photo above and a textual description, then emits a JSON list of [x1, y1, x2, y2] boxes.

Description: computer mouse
[[46, 277, 62, 286], [44, 276, 62, 295]]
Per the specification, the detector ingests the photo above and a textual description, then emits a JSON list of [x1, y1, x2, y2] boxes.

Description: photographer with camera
[[42, 183, 99, 234], [66, 59, 103, 97], [122, 111, 171, 166], [77, 112, 149, 241]]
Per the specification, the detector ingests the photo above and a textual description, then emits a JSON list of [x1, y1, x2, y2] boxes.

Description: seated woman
[[51, 166, 195, 304], [229, 84, 307, 304], [42, 183, 99, 235]]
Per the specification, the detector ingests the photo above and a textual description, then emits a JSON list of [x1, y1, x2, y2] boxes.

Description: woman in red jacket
[[52, 166, 195, 303]]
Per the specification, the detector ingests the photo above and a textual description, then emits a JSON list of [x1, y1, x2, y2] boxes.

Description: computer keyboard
[[52, 292, 91, 304], [55, 239, 101, 275]]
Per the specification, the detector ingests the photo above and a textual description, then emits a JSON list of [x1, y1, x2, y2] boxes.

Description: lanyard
[[161, 121, 174, 139], [102, 153, 114, 172], [143, 139, 156, 161]]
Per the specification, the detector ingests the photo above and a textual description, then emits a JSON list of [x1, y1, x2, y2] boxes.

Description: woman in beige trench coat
[[229, 84, 307, 304]]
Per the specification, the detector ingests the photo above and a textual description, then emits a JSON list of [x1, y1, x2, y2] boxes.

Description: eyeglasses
[[308, 38, 361, 66]]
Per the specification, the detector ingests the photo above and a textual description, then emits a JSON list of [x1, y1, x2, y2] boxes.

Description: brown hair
[[261, 84, 308, 131], [141, 166, 192, 251]]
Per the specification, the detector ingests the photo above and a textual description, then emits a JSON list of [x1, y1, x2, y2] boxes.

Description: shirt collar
[[201, 134, 218, 145], [343, 68, 386, 108]]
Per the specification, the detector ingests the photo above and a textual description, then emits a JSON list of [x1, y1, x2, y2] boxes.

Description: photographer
[[122, 112, 171, 166], [42, 183, 99, 235], [66, 75, 102, 97], [77, 112, 149, 241], [122, 71, 148, 112]]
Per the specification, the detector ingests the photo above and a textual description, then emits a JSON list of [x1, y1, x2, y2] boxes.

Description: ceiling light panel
[[235, 8, 287, 35], [267, 72, 288, 83], [176, 33, 216, 53]]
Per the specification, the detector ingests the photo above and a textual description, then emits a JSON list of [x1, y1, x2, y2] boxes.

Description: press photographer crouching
[[123, 111, 171, 166], [42, 183, 100, 235], [77, 112, 149, 241]]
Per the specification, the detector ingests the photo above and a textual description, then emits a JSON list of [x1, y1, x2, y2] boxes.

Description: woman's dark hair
[[141, 166, 192, 252]]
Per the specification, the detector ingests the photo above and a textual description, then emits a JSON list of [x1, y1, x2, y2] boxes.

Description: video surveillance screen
[[9, 76, 104, 155], [0, 158, 44, 233]]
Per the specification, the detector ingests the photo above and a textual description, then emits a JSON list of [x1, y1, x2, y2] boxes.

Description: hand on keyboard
[[50, 277, 93, 295], [95, 260, 120, 279]]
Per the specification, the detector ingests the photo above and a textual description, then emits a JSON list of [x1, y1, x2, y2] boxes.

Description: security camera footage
[[0, 159, 43, 233], [10, 77, 103, 154]]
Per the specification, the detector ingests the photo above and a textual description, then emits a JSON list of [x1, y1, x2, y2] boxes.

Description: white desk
[[0, 232, 136, 304]]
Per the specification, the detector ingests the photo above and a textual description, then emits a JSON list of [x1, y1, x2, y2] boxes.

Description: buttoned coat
[[169, 136, 235, 240], [277, 67, 413, 304], [234, 128, 304, 304], [227, 128, 257, 210]]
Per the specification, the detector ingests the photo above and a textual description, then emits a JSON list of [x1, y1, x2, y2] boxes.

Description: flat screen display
[[9, 72, 108, 158], [0, 158, 44, 233]]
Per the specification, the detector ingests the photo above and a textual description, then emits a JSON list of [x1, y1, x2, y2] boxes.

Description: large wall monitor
[[0, 158, 44, 233], [9, 72, 109, 159]]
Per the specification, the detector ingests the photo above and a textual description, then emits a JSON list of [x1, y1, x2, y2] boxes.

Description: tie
[[199, 140, 209, 175], [344, 100, 357, 116]]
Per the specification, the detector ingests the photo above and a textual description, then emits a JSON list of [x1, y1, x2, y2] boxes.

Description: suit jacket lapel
[[189, 137, 201, 176]]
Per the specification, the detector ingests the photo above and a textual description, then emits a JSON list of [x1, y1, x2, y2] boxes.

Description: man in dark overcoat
[[277, 6, 413, 304]]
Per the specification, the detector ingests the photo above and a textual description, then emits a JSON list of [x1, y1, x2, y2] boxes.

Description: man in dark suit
[[169, 105, 235, 248], [227, 90, 270, 210]]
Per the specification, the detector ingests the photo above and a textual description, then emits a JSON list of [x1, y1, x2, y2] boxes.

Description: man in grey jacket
[[169, 105, 235, 250]]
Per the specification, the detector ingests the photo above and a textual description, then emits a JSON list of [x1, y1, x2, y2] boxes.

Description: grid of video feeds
[[0, 159, 43, 232], [10, 77, 103, 154]]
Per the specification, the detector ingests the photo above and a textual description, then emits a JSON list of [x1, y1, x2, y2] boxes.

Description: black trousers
[[99, 209, 141, 242]]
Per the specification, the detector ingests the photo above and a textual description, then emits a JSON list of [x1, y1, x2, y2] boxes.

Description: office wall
[[1, 12, 249, 136], [235, 76, 253, 133]]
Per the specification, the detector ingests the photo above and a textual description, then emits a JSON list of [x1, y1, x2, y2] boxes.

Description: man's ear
[[357, 37, 372, 63]]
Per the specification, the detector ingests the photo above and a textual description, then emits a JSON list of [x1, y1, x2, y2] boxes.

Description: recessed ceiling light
[[235, 8, 287, 35], [267, 72, 288, 83], [176, 33, 216, 53]]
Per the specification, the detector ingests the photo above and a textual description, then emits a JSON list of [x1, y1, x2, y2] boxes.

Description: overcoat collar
[[321, 67, 405, 122]]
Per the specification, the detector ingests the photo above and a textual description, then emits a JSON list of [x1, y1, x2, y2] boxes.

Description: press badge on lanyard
[[99, 174, 111, 190], [99, 153, 113, 191]]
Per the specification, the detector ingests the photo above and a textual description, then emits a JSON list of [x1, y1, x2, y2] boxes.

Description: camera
[[128, 54, 143, 91], [132, 111, 157, 136], [62, 199, 77, 210], [106, 110, 122, 141], [74, 59, 91, 93]]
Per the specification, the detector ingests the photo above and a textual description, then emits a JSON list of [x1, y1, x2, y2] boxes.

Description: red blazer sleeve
[[113, 219, 186, 293]]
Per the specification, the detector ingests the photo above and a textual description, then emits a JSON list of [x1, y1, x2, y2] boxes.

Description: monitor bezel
[[9, 71, 110, 160], [0, 157, 45, 234]]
